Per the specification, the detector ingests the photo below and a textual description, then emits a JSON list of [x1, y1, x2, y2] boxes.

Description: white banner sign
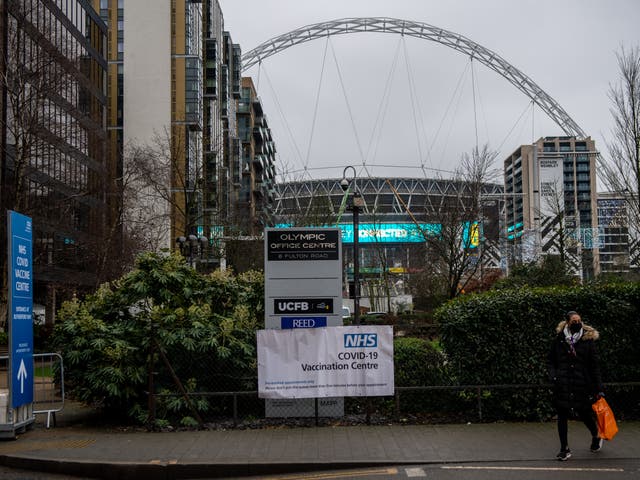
[[539, 157, 564, 218], [258, 325, 394, 399]]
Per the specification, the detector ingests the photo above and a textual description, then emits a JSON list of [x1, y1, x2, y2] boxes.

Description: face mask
[[569, 322, 582, 334]]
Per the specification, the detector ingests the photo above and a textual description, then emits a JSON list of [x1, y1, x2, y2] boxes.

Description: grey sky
[[219, 0, 640, 184]]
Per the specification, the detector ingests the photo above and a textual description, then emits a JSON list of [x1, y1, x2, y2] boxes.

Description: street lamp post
[[340, 166, 363, 325], [176, 234, 209, 269]]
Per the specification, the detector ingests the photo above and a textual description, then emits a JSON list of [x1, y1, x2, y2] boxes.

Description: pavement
[[0, 401, 639, 480]]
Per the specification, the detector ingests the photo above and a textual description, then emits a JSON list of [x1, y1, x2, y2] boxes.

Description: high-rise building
[[235, 77, 276, 235], [97, 0, 207, 250], [1, 0, 110, 323], [504, 136, 600, 279], [97, 0, 251, 256]]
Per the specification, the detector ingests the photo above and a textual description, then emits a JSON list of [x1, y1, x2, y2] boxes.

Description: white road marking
[[442, 465, 624, 472], [405, 467, 427, 477]]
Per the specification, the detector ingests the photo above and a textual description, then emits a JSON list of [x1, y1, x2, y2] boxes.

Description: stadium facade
[[275, 177, 504, 311]]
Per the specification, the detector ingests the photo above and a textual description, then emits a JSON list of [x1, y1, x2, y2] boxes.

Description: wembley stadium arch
[[241, 18, 590, 311], [242, 17, 586, 138]]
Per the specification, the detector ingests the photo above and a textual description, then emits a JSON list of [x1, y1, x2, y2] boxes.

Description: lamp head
[[340, 178, 350, 191]]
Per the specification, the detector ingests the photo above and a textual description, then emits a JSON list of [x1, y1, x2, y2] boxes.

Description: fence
[[0, 353, 64, 428], [142, 336, 640, 427], [149, 381, 640, 428]]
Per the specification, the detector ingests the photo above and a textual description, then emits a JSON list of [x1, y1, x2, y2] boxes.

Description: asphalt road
[[228, 459, 640, 480]]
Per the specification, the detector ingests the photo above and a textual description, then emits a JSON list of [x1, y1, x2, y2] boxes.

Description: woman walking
[[547, 310, 605, 461]]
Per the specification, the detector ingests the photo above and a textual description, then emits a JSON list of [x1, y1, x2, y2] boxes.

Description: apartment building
[[596, 191, 640, 274], [504, 136, 600, 279], [97, 0, 262, 257], [235, 77, 276, 235]]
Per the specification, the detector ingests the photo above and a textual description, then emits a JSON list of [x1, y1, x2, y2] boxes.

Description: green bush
[[51, 252, 263, 425], [435, 282, 640, 419], [393, 336, 456, 414], [394, 337, 451, 387]]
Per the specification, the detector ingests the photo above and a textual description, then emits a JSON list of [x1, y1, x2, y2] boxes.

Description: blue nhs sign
[[8, 211, 34, 408], [344, 333, 378, 348]]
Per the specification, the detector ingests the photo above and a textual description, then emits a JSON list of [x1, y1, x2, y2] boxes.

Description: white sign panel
[[539, 157, 564, 218], [264, 227, 345, 416], [264, 228, 343, 330], [258, 326, 394, 399]]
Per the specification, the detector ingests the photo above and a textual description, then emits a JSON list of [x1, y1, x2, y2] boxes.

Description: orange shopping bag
[[592, 397, 618, 441]]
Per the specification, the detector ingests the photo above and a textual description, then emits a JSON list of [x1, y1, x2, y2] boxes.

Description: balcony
[[252, 97, 264, 117]]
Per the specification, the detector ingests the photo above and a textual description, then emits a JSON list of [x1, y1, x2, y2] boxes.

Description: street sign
[[267, 229, 340, 261], [264, 228, 343, 330], [8, 211, 34, 408], [264, 227, 344, 417]]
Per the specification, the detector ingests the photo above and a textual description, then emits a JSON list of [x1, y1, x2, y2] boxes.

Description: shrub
[[51, 252, 263, 425], [393, 336, 455, 414], [435, 282, 640, 420]]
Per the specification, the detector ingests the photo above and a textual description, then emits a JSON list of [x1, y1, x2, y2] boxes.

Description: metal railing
[[151, 381, 640, 427], [0, 353, 64, 428], [33, 353, 64, 428]]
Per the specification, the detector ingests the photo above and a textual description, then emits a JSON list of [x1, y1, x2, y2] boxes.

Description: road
[[1, 459, 638, 479], [229, 459, 640, 480]]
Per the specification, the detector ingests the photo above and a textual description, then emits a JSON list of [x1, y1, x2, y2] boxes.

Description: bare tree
[[124, 126, 209, 253], [598, 45, 640, 232], [416, 144, 499, 299]]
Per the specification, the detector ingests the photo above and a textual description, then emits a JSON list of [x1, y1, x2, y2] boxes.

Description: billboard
[[538, 156, 564, 218], [258, 325, 394, 399]]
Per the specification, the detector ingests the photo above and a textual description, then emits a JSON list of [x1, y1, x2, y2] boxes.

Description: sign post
[[1, 211, 35, 437], [264, 227, 344, 417]]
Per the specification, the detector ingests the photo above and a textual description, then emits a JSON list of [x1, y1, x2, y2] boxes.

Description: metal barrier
[[0, 353, 64, 429], [33, 353, 64, 428]]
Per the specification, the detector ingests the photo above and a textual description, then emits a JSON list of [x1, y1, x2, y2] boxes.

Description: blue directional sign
[[8, 211, 34, 408]]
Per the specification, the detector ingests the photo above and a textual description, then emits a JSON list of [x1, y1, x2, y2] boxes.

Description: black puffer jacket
[[547, 320, 604, 410]]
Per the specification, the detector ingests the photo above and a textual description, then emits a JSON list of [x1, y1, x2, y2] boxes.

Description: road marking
[[442, 466, 624, 472], [265, 468, 399, 479], [405, 467, 427, 477]]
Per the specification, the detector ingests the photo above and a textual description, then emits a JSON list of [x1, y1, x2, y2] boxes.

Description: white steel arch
[[241, 17, 586, 138]]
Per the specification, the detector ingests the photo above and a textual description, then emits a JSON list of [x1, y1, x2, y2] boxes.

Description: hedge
[[434, 282, 640, 419]]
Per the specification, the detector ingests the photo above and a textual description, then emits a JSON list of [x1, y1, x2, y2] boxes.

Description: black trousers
[[556, 405, 598, 449]]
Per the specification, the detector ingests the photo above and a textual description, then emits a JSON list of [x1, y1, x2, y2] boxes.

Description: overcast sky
[[218, 0, 639, 184]]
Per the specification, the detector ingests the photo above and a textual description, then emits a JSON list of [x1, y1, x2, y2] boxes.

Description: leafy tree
[[51, 252, 262, 425]]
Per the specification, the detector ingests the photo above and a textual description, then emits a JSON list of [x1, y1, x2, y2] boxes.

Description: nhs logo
[[344, 333, 377, 348]]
